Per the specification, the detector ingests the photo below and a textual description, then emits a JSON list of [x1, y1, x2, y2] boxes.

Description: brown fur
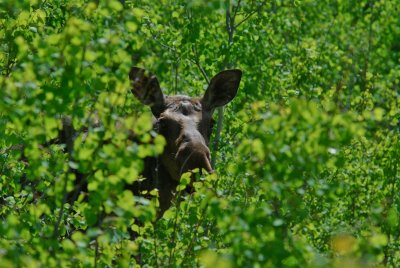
[[129, 67, 242, 215]]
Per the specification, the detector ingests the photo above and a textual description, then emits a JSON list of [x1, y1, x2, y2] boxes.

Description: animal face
[[129, 67, 242, 181]]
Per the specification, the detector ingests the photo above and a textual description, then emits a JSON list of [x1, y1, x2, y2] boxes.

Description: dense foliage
[[1, 0, 399, 267]]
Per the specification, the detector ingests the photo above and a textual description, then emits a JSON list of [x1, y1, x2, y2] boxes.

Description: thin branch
[[174, 62, 179, 93], [182, 202, 209, 261], [212, 1, 232, 167], [187, 9, 210, 85], [234, 0, 268, 29], [144, 19, 176, 52], [211, 107, 224, 168], [53, 169, 69, 238], [212, 0, 233, 167], [225, 1, 233, 39], [232, 0, 242, 20], [94, 236, 99, 267], [153, 229, 160, 268], [167, 188, 184, 265], [195, 62, 210, 85], [191, 45, 210, 84], [215, 0, 266, 167]]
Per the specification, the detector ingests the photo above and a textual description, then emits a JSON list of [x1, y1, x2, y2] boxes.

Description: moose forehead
[[163, 95, 203, 115]]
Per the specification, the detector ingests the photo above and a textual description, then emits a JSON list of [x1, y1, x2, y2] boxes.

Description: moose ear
[[201, 69, 242, 111], [129, 67, 165, 117]]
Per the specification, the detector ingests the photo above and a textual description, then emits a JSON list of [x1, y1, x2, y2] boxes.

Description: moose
[[128, 67, 242, 215], [4, 67, 242, 218]]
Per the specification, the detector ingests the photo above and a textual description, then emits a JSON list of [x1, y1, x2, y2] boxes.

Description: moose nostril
[[181, 102, 191, 115], [181, 134, 190, 143]]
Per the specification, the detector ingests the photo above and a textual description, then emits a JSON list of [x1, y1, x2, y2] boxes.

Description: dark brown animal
[[129, 67, 242, 215], [3, 67, 242, 218]]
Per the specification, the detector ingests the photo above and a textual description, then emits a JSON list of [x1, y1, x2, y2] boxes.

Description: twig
[[213, 0, 266, 167], [211, 107, 224, 168], [144, 20, 176, 52], [212, 0, 235, 167], [225, 1, 234, 43], [181, 202, 209, 261], [53, 115, 77, 239], [191, 45, 210, 84], [232, 0, 242, 19], [167, 189, 184, 265], [235, 0, 268, 29], [153, 229, 160, 268], [53, 171, 69, 238], [94, 237, 99, 268], [196, 63, 210, 85], [174, 61, 179, 93]]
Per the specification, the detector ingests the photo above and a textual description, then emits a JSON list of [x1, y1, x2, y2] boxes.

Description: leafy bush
[[1, 0, 399, 267]]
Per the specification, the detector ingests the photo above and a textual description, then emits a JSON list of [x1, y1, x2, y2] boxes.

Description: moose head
[[129, 67, 242, 213]]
